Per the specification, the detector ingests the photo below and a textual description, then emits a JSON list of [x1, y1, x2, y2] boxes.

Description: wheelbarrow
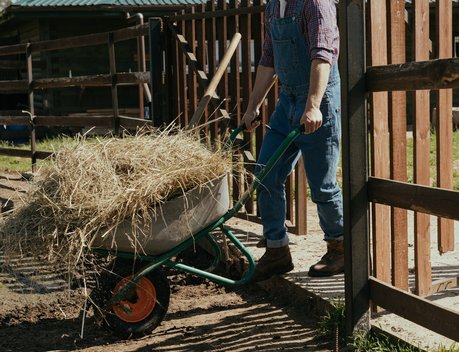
[[89, 120, 305, 338]]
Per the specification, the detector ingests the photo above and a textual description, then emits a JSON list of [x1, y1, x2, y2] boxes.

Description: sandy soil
[[0, 172, 331, 352]]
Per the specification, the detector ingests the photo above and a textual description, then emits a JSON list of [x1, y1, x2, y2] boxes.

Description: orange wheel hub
[[112, 275, 157, 323]]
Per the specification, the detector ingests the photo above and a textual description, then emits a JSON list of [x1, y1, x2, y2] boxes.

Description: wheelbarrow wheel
[[91, 258, 170, 338]]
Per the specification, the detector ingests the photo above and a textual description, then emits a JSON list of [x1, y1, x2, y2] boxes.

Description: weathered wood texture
[[435, 0, 454, 253], [368, 177, 459, 221], [370, 277, 459, 342], [369, 0, 391, 285], [361, 0, 459, 339], [167, 0, 307, 234], [413, 0, 431, 298], [339, 0, 370, 337], [366, 58, 459, 92], [388, 0, 408, 291]]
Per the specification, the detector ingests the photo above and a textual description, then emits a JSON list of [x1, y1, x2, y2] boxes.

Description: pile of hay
[[0, 129, 231, 270]]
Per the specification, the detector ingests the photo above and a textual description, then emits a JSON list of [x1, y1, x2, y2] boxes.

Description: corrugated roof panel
[[13, 0, 206, 6]]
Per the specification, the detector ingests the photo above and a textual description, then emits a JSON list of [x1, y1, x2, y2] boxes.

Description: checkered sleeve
[[259, 2, 275, 67], [305, 0, 339, 64]]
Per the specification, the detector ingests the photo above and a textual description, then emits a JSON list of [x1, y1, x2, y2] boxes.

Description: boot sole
[[252, 263, 294, 282], [307, 267, 344, 277]]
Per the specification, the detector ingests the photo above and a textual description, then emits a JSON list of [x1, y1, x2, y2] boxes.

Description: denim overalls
[[257, 0, 343, 247]]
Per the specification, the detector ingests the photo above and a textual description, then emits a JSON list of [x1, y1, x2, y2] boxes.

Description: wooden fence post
[[26, 43, 37, 172], [339, 0, 371, 337], [149, 18, 163, 127], [108, 32, 120, 135]]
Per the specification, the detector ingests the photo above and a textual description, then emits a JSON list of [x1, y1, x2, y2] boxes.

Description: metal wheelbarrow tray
[[89, 123, 304, 338]]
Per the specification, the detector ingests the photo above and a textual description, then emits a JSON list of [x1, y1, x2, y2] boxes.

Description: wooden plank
[[34, 116, 110, 127], [27, 24, 149, 54], [195, 4, 208, 131], [206, 0, 218, 137], [118, 116, 154, 129], [150, 19, 163, 126], [435, 0, 454, 254], [369, 0, 391, 285], [370, 277, 459, 342], [185, 6, 198, 118], [0, 43, 28, 56], [168, 5, 264, 21], [0, 148, 51, 160], [0, 117, 30, 125], [108, 33, 120, 135], [295, 158, 307, 236], [179, 11, 188, 127], [228, 0, 241, 207], [217, 0, 229, 116], [26, 44, 37, 172], [240, 0, 254, 214], [413, 0, 431, 297], [0, 80, 28, 92], [339, 0, 370, 336], [388, 0, 408, 291], [367, 177, 459, 221], [366, 58, 459, 92]]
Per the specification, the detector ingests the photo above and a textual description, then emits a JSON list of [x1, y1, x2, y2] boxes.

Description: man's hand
[[300, 107, 323, 134], [242, 111, 260, 132]]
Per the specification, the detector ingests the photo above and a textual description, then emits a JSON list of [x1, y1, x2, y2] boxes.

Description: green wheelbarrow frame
[[94, 123, 304, 306]]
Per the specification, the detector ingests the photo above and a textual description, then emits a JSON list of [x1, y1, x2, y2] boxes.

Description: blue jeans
[[256, 85, 343, 248]]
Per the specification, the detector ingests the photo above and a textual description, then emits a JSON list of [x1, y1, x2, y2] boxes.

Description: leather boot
[[255, 238, 266, 248], [252, 245, 294, 282], [308, 240, 344, 277]]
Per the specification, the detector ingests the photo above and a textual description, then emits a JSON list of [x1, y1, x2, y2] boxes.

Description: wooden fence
[[343, 0, 459, 341], [0, 0, 458, 340], [161, 1, 308, 236], [0, 24, 153, 171]]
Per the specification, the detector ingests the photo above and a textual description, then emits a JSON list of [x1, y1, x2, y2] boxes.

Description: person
[[242, 0, 343, 281]]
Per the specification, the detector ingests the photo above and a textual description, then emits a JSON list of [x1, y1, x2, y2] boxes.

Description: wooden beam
[[339, 0, 370, 337], [367, 177, 459, 221], [0, 148, 52, 160], [366, 58, 459, 92], [370, 277, 459, 342]]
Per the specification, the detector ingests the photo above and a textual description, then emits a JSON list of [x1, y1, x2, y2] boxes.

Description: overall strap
[[293, 0, 305, 19], [266, 0, 277, 16]]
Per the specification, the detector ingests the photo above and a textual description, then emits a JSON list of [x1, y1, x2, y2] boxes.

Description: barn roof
[[12, 0, 205, 6]]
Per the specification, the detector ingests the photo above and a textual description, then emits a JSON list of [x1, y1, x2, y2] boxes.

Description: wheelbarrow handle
[[226, 115, 305, 150]]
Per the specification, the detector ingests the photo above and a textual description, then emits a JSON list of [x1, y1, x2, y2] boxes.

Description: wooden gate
[[161, 2, 309, 236], [342, 0, 459, 341]]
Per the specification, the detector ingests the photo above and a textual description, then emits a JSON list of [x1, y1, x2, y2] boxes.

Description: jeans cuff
[[324, 234, 344, 241], [266, 236, 289, 248]]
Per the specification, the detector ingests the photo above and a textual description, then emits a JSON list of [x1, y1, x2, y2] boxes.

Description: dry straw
[[0, 128, 231, 271]]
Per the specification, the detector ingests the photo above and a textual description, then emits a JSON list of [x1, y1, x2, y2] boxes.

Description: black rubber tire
[[91, 258, 170, 339]]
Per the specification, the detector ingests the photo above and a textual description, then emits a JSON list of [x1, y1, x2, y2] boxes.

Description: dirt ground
[[0, 172, 331, 352]]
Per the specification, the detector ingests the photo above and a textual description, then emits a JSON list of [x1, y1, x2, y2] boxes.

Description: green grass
[[406, 130, 459, 190], [0, 136, 96, 172], [318, 300, 459, 352]]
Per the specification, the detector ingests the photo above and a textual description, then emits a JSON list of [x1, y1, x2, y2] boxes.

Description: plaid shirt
[[259, 0, 339, 67]]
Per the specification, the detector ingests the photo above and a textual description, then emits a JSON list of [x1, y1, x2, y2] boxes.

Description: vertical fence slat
[[435, 0, 454, 254], [180, 11, 188, 126], [206, 0, 218, 137], [388, 0, 408, 291], [217, 0, 229, 117], [240, 0, 254, 215], [295, 158, 307, 235], [229, 0, 241, 205], [228, 0, 240, 125], [26, 44, 36, 172], [196, 4, 209, 132], [108, 33, 120, 135], [413, 0, 432, 297], [369, 0, 391, 285], [185, 6, 198, 119], [172, 23, 181, 124]]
